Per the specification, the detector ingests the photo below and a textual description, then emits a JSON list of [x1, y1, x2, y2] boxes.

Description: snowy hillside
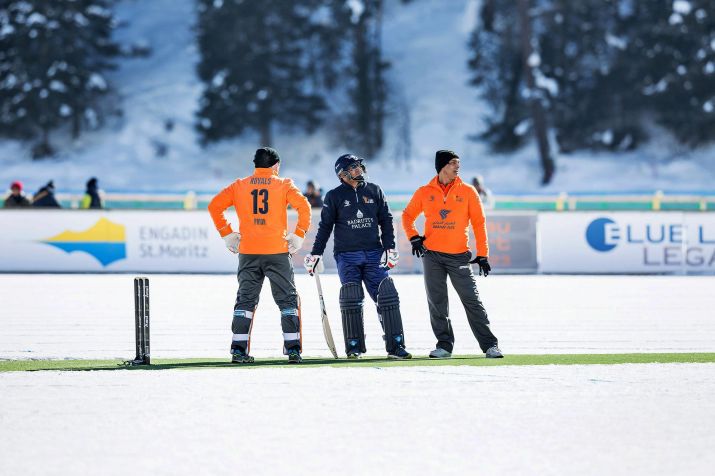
[[1, 0, 714, 195]]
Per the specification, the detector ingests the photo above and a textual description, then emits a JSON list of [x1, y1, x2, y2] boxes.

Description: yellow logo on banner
[[42, 218, 127, 266]]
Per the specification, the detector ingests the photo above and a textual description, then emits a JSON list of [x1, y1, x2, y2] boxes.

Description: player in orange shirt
[[402, 150, 503, 359], [209, 147, 311, 363]]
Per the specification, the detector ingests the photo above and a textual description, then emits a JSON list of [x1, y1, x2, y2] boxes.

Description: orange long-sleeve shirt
[[208, 168, 311, 254], [402, 175, 489, 256]]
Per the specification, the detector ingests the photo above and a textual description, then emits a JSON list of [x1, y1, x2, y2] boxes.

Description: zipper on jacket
[[442, 182, 456, 203]]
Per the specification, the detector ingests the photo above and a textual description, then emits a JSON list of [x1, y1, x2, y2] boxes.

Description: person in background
[[81, 177, 103, 209], [303, 180, 324, 208], [31, 180, 61, 208], [3, 181, 31, 208], [472, 175, 494, 209]]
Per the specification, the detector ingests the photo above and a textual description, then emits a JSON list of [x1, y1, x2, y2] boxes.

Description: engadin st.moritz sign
[[0, 211, 237, 273]]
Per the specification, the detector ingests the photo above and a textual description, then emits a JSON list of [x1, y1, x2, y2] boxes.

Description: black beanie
[[253, 147, 281, 168], [435, 150, 458, 173]]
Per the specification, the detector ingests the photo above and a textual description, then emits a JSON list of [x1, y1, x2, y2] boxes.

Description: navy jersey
[[310, 181, 395, 255]]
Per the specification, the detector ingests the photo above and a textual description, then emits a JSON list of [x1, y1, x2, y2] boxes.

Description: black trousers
[[422, 250, 498, 353]]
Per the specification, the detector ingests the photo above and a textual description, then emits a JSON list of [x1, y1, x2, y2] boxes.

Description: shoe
[[486, 345, 503, 358], [287, 349, 303, 364], [231, 349, 254, 364], [347, 352, 361, 359], [387, 347, 412, 360], [429, 348, 452, 359]]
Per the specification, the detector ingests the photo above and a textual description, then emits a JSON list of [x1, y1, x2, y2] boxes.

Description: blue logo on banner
[[41, 218, 127, 266], [586, 218, 619, 252]]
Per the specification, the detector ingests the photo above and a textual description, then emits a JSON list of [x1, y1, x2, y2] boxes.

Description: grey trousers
[[232, 253, 300, 354], [235, 253, 297, 311], [422, 250, 498, 353]]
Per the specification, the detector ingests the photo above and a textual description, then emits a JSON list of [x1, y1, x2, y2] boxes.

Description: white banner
[[539, 212, 715, 273], [0, 210, 238, 272], [4, 210, 712, 274]]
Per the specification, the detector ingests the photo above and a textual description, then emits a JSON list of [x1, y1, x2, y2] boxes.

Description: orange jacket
[[402, 175, 489, 256], [208, 168, 311, 254]]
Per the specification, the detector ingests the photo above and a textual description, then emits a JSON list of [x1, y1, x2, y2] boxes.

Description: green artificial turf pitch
[[1, 353, 714, 372]]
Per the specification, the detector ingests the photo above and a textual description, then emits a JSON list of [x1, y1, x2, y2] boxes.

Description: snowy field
[[1, 274, 714, 359], [1, 274, 715, 475]]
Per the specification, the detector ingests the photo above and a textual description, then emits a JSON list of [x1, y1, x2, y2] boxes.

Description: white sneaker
[[429, 348, 452, 359], [485, 345, 503, 358]]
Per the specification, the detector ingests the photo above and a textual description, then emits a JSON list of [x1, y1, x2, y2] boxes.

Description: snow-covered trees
[[470, 0, 715, 178], [195, 0, 389, 157], [196, 0, 338, 146], [0, 0, 118, 158], [334, 0, 389, 158]]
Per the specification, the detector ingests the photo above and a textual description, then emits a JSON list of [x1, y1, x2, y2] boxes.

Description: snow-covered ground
[[2, 274, 715, 359], [1, 364, 714, 476], [1, 274, 714, 475], [2, 0, 715, 196]]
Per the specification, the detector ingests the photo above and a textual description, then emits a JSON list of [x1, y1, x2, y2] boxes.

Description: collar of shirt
[[340, 181, 366, 191], [438, 180, 455, 194], [253, 167, 278, 177]]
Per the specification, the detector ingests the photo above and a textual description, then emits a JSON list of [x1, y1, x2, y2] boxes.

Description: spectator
[[472, 175, 494, 209], [3, 181, 31, 208], [32, 180, 62, 208], [81, 177, 103, 209], [303, 180, 324, 208]]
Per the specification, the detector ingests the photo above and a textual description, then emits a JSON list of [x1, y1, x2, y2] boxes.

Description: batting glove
[[380, 248, 399, 269], [304, 254, 324, 276]]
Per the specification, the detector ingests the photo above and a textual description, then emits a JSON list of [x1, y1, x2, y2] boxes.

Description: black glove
[[409, 235, 427, 258], [470, 255, 491, 276]]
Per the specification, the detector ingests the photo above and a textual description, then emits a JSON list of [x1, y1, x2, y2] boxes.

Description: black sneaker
[[287, 349, 303, 364], [231, 349, 254, 364], [387, 347, 412, 360], [347, 352, 361, 359]]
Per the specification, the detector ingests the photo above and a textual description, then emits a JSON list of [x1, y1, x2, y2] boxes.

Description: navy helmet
[[334, 154, 365, 182]]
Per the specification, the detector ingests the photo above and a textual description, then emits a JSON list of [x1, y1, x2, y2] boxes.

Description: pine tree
[[196, 0, 340, 146], [640, 0, 715, 145], [469, 0, 715, 158], [195, 0, 390, 158], [335, 0, 389, 158], [0, 0, 118, 158], [469, 0, 535, 151], [469, 0, 554, 183]]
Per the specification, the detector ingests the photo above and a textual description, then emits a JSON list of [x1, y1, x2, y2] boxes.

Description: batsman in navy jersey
[[304, 154, 411, 359]]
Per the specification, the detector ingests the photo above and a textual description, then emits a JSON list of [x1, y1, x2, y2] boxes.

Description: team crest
[[455, 195, 464, 202], [439, 209, 451, 220], [429, 195, 435, 202], [362, 196, 374, 204]]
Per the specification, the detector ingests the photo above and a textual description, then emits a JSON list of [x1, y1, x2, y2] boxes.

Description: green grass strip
[[1, 352, 714, 372]]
